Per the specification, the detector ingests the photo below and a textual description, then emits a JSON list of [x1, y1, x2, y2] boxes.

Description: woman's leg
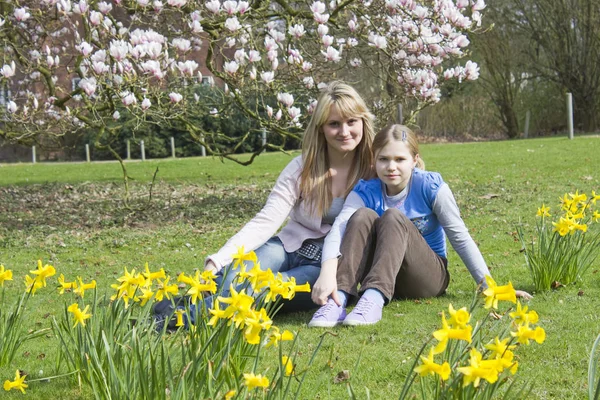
[[361, 208, 449, 300], [336, 208, 379, 298]]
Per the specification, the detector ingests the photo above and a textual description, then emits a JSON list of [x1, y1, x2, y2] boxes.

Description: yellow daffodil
[[282, 356, 294, 376], [569, 190, 587, 205], [447, 304, 470, 329], [142, 262, 166, 283], [593, 210, 600, 222], [73, 278, 96, 299], [509, 301, 539, 326], [413, 348, 451, 380], [177, 271, 217, 303], [266, 327, 294, 348], [232, 246, 258, 270], [24, 274, 43, 295], [136, 287, 155, 306], [591, 190, 600, 206], [113, 267, 146, 300], [175, 309, 185, 327], [243, 308, 272, 345], [432, 311, 472, 354], [208, 300, 225, 327], [484, 337, 517, 359], [67, 303, 92, 328], [3, 370, 27, 394], [154, 276, 179, 302], [0, 265, 13, 287], [57, 274, 77, 294], [237, 262, 273, 292], [483, 276, 517, 309], [552, 216, 575, 236], [217, 285, 254, 328], [30, 259, 56, 287], [243, 372, 269, 390], [456, 348, 499, 388], [536, 204, 551, 218], [224, 390, 236, 399], [511, 323, 546, 345]]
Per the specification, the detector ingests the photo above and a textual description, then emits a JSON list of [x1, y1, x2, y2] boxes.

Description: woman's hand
[[204, 260, 219, 275], [515, 289, 533, 300], [311, 260, 340, 306]]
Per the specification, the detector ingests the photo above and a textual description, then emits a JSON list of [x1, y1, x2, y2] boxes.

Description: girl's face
[[322, 104, 363, 156], [375, 140, 418, 196]]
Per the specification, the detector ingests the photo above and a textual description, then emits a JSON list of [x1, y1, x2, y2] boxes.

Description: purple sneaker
[[308, 300, 347, 328], [343, 297, 382, 326]]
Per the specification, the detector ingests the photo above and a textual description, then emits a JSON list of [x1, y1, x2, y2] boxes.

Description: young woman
[[203, 81, 376, 311], [309, 124, 531, 327]]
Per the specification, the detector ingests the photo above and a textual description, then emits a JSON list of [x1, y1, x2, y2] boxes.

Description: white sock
[[332, 290, 348, 307]]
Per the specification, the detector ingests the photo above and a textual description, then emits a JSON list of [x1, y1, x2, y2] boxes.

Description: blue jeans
[[202, 237, 321, 314]]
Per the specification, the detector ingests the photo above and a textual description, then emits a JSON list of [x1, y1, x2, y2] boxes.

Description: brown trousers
[[337, 208, 449, 302]]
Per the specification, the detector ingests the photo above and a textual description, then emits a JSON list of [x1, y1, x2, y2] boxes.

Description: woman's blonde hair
[[300, 81, 375, 216], [372, 124, 425, 170]]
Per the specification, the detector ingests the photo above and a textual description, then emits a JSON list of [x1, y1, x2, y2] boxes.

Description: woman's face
[[375, 140, 418, 196], [322, 104, 363, 156]]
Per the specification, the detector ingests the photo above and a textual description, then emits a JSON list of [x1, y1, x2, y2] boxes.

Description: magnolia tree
[[0, 0, 483, 166]]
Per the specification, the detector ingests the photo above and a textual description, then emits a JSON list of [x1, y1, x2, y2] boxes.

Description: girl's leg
[[336, 208, 379, 298], [361, 208, 449, 300]]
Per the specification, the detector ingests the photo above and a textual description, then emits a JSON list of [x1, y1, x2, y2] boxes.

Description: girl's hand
[[311, 267, 338, 306], [204, 260, 218, 275], [515, 289, 533, 300]]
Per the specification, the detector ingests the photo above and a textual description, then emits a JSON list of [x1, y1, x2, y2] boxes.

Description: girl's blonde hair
[[372, 124, 425, 170], [300, 81, 375, 216]]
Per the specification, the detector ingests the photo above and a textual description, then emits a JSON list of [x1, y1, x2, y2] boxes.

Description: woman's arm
[[205, 157, 302, 273], [312, 192, 364, 305]]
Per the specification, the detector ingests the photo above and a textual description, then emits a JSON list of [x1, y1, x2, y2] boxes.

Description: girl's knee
[[349, 207, 378, 227], [381, 208, 411, 224]]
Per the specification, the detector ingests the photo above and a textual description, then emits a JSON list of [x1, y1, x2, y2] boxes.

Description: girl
[[309, 124, 531, 327], [203, 81, 376, 311]]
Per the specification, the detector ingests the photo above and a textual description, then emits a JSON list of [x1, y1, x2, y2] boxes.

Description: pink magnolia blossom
[[322, 46, 341, 62], [348, 19, 358, 32], [121, 92, 137, 106], [264, 37, 277, 52], [322, 35, 334, 47], [223, 61, 239, 74], [14, 8, 31, 21], [248, 50, 261, 63], [249, 67, 257, 80], [78, 77, 97, 96], [98, 1, 112, 13], [317, 24, 329, 37], [7, 101, 17, 114], [91, 61, 109, 75], [275, 109, 282, 121], [277, 92, 294, 107], [472, 0, 486, 12], [310, 1, 326, 14], [1, 61, 16, 78], [307, 99, 318, 115], [113, 110, 120, 120], [302, 61, 312, 72], [234, 49, 248, 64], [172, 38, 192, 52], [266, 105, 273, 118], [223, 0, 238, 15], [314, 13, 330, 24], [206, 0, 221, 14], [109, 40, 130, 61], [289, 24, 306, 39], [76, 41, 94, 56], [288, 106, 301, 121], [237, 1, 250, 14], [153, 1, 164, 12], [169, 92, 183, 103], [167, 0, 187, 7], [74, 0, 89, 14], [177, 60, 199, 76], [89, 10, 103, 25], [190, 20, 204, 33], [141, 98, 151, 110], [303, 76, 314, 89], [224, 17, 242, 32], [261, 71, 274, 84], [464, 60, 479, 80], [368, 33, 387, 49], [137, 0, 150, 6]]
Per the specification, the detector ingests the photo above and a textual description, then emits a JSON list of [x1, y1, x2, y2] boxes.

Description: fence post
[[397, 104, 403, 124], [141, 140, 146, 161], [524, 110, 530, 138], [170, 137, 176, 158], [85, 144, 91, 163], [32, 145, 36, 164], [126, 140, 131, 160], [262, 128, 266, 152], [201, 135, 206, 157], [566, 92, 574, 140]]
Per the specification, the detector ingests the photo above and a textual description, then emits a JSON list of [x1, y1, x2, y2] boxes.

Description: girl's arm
[[433, 184, 491, 288], [433, 184, 532, 299], [205, 157, 302, 273], [312, 192, 365, 305]]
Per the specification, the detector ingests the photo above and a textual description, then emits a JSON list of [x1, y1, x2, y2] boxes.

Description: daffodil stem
[[26, 370, 80, 383]]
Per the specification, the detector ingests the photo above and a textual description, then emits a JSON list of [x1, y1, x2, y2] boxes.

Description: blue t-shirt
[[352, 169, 447, 257]]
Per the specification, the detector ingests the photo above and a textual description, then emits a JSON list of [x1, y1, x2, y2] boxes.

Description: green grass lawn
[[0, 136, 599, 399]]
